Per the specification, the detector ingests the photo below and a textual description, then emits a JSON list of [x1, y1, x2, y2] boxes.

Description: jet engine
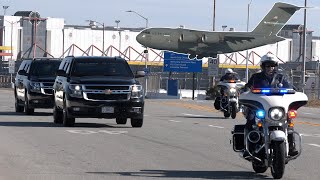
[[200, 34, 221, 43], [179, 34, 199, 42]]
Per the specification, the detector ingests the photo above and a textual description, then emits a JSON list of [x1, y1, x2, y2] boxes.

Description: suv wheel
[[62, 99, 75, 127], [116, 117, 127, 125], [131, 118, 143, 128], [24, 92, 34, 115], [15, 96, 24, 112], [53, 105, 63, 124]]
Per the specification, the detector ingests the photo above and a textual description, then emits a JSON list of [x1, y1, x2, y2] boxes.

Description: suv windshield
[[71, 59, 134, 77], [29, 61, 61, 77]]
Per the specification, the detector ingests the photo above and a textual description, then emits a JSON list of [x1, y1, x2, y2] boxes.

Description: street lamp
[[301, 0, 307, 92], [126, 10, 149, 96], [87, 20, 105, 55], [222, 25, 227, 31], [245, 0, 253, 83], [115, 20, 121, 56]]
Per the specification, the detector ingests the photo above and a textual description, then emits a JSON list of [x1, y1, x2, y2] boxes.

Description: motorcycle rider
[[214, 69, 239, 110], [220, 68, 239, 81], [243, 53, 298, 156]]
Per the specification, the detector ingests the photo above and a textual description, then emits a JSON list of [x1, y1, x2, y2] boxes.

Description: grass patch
[[306, 99, 320, 108]]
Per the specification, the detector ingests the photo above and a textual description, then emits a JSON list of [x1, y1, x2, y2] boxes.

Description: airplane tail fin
[[252, 2, 301, 36]]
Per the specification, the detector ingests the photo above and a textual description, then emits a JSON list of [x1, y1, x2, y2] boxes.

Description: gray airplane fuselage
[[136, 2, 301, 58], [136, 28, 284, 57]]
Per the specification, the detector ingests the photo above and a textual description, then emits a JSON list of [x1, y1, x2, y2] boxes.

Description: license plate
[[101, 106, 114, 113]]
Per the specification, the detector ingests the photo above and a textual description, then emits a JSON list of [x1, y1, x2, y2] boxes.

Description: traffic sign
[[163, 51, 202, 72], [208, 57, 219, 77], [8, 59, 15, 74]]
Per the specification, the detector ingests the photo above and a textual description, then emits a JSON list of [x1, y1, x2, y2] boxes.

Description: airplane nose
[[136, 32, 146, 45]]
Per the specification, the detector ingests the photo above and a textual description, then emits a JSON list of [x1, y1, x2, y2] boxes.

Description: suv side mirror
[[18, 69, 28, 76], [134, 71, 145, 78], [56, 69, 66, 76]]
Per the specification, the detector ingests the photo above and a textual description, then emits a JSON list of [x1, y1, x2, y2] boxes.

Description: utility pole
[[301, 0, 307, 92]]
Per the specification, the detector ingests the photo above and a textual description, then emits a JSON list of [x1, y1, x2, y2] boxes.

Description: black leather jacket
[[245, 71, 292, 89]]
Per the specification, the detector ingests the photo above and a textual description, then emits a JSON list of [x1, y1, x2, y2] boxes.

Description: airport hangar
[[0, 11, 320, 91]]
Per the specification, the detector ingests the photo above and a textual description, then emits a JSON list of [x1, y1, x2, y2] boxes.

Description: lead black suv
[[14, 58, 62, 114], [53, 56, 145, 127]]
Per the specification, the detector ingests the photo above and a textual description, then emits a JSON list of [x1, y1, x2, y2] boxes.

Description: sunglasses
[[265, 65, 276, 68]]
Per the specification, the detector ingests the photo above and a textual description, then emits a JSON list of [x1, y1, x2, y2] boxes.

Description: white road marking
[[302, 112, 315, 115], [209, 125, 224, 129], [67, 130, 127, 135], [301, 133, 320, 138], [308, 144, 320, 148], [169, 120, 181, 123], [67, 130, 98, 135], [182, 113, 203, 117]]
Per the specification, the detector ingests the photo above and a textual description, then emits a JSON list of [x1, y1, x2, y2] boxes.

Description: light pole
[[222, 25, 227, 31], [301, 0, 307, 92], [245, 0, 253, 83], [126, 10, 149, 96], [87, 20, 105, 56], [115, 20, 121, 56]]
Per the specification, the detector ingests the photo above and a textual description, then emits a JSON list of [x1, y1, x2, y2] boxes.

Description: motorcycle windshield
[[239, 91, 308, 113]]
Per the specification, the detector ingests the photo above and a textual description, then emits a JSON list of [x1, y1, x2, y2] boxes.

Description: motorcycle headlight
[[269, 108, 284, 121], [131, 85, 143, 98], [229, 88, 237, 94], [69, 84, 83, 98], [30, 82, 41, 92]]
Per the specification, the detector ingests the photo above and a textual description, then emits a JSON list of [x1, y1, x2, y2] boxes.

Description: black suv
[[53, 56, 145, 127], [14, 58, 62, 114]]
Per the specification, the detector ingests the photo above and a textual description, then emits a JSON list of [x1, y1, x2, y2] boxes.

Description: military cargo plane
[[136, 2, 301, 59]]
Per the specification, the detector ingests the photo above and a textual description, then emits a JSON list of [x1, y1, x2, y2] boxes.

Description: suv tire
[[131, 118, 143, 128], [53, 105, 63, 124], [116, 117, 127, 124], [62, 99, 75, 127], [24, 92, 34, 115]]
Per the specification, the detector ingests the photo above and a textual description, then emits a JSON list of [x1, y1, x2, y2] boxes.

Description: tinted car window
[[71, 59, 133, 77], [29, 61, 61, 77]]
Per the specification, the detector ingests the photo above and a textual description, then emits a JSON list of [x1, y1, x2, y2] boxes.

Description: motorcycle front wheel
[[271, 141, 286, 179], [231, 103, 237, 119]]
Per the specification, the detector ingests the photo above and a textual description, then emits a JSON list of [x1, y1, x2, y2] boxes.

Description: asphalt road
[[0, 89, 319, 180]]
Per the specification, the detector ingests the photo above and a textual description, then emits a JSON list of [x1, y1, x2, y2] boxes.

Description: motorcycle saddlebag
[[232, 124, 245, 152]]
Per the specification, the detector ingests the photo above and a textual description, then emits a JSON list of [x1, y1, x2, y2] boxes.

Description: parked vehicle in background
[[14, 58, 62, 114], [53, 56, 145, 127]]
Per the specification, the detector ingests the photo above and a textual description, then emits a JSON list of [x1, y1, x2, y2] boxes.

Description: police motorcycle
[[231, 81, 308, 179], [214, 80, 245, 119]]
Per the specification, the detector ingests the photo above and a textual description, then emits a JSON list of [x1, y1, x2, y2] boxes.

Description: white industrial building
[[1, 11, 320, 66]]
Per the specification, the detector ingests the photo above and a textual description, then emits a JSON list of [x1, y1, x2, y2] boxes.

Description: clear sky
[[3, 0, 320, 35]]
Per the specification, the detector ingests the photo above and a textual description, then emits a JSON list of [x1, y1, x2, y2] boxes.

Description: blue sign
[[163, 51, 202, 72], [167, 79, 179, 96]]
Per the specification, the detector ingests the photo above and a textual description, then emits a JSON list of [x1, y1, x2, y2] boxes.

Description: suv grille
[[82, 84, 131, 101], [84, 85, 130, 90], [86, 94, 128, 100]]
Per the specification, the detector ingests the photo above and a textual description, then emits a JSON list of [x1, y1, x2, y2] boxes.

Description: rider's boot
[[288, 133, 298, 156]]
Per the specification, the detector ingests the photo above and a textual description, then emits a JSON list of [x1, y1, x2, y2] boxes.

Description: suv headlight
[[69, 84, 83, 98], [269, 108, 284, 121], [131, 85, 143, 98], [30, 82, 41, 92]]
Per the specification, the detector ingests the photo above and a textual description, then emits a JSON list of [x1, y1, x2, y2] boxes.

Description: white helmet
[[260, 53, 278, 68], [225, 68, 233, 74]]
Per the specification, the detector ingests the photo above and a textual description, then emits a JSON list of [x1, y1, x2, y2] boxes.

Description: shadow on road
[[87, 169, 271, 179], [0, 121, 130, 128], [0, 111, 52, 116]]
